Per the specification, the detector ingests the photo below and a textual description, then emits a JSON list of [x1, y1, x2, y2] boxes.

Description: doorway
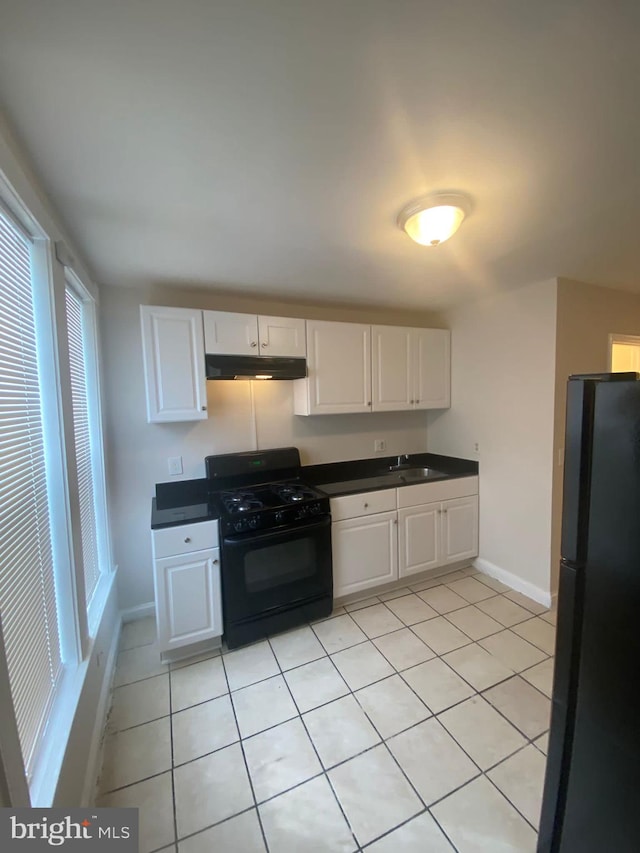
[[608, 334, 640, 373]]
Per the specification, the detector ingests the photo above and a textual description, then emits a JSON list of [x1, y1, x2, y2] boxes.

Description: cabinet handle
[[437, 509, 442, 514], [184, 537, 191, 543], [367, 401, 372, 407], [443, 508, 448, 513], [410, 399, 415, 405], [416, 399, 420, 404], [201, 405, 207, 411], [250, 341, 257, 347], [364, 502, 369, 508], [261, 341, 268, 347], [394, 519, 398, 525], [212, 558, 219, 564]]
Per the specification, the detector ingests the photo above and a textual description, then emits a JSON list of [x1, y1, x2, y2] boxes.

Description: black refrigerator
[[538, 372, 640, 852]]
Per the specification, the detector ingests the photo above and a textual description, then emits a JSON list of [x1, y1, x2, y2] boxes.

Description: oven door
[[221, 516, 332, 622]]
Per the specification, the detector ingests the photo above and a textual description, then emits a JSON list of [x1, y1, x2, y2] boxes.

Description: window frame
[[0, 168, 113, 806], [63, 269, 113, 632]]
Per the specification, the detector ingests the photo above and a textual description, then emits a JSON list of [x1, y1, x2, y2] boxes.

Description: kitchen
[[2, 2, 640, 852]]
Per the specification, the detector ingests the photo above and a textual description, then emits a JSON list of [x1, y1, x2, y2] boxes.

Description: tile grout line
[[273, 621, 481, 850], [219, 652, 271, 853], [265, 635, 364, 853], [106, 585, 553, 845], [102, 618, 552, 791], [167, 665, 179, 851], [481, 742, 548, 833]]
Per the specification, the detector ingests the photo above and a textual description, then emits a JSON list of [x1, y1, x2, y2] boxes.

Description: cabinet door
[[371, 326, 413, 412], [412, 328, 451, 409], [258, 315, 306, 357], [154, 548, 222, 653], [441, 496, 479, 564], [140, 306, 207, 423], [203, 310, 259, 355], [398, 502, 441, 577], [302, 320, 371, 414], [332, 511, 397, 598]]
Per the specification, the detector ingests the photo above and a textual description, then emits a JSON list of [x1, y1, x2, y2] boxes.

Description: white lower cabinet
[[331, 476, 479, 597], [398, 493, 479, 578], [330, 489, 398, 597], [398, 502, 441, 577], [441, 495, 479, 564], [151, 520, 222, 657], [332, 511, 398, 598]]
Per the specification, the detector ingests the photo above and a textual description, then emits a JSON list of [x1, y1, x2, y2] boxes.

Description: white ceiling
[[1, 0, 640, 310]]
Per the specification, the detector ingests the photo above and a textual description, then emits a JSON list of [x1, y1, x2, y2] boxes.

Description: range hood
[[205, 354, 307, 381]]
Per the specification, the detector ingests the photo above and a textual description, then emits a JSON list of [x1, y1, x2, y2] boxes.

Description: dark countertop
[[151, 477, 219, 529], [303, 452, 478, 498], [150, 452, 478, 528], [151, 498, 218, 530]]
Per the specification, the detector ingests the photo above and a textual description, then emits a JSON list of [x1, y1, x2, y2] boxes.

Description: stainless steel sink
[[377, 466, 445, 482], [399, 467, 444, 479]]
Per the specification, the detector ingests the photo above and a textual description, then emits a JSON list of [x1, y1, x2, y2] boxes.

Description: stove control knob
[[275, 510, 284, 523], [297, 507, 308, 519], [234, 521, 245, 532], [310, 503, 321, 515], [248, 516, 259, 529]]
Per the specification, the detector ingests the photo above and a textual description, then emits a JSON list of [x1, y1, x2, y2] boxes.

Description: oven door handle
[[223, 515, 331, 546]]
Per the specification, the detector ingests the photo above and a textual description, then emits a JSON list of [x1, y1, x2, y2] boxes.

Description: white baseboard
[[120, 601, 155, 623], [80, 612, 121, 807], [473, 558, 552, 608]]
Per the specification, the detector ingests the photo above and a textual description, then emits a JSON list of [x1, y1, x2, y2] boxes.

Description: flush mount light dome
[[397, 192, 471, 246]]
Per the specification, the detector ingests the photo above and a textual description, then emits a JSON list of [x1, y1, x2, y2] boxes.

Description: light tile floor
[[96, 567, 555, 853]]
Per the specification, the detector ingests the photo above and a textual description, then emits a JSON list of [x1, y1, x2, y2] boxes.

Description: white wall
[[427, 278, 557, 599], [550, 278, 640, 591], [101, 284, 442, 611]]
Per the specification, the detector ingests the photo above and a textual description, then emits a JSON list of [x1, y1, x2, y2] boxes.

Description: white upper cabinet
[[203, 311, 306, 357], [140, 305, 207, 423], [294, 320, 371, 415], [371, 326, 413, 411], [203, 310, 259, 355], [413, 328, 451, 409], [257, 315, 306, 357], [372, 326, 451, 412]]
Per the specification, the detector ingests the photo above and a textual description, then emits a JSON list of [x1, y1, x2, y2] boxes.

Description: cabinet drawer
[[397, 476, 478, 509], [153, 519, 219, 559], [330, 489, 397, 521]]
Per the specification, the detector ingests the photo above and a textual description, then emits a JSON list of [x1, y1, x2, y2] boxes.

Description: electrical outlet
[[374, 439, 386, 453], [168, 456, 183, 476], [474, 442, 479, 453]]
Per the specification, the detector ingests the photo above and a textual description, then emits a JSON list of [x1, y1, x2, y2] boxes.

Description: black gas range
[[205, 448, 333, 649], [216, 481, 329, 536]]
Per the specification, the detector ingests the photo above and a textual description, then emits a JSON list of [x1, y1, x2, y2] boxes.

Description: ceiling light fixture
[[397, 192, 471, 247]]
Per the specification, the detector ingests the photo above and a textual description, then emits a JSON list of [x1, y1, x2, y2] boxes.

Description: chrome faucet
[[389, 454, 410, 471]]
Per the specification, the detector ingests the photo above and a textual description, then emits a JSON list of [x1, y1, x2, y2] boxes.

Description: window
[[65, 283, 101, 608], [0, 206, 63, 776]]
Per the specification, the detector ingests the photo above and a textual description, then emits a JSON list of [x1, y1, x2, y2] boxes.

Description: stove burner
[[225, 490, 256, 503], [272, 483, 317, 504], [221, 490, 264, 514]]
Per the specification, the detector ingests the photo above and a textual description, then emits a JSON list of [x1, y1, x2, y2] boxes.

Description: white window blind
[[65, 285, 100, 607], [0, 207, 63, 776]]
